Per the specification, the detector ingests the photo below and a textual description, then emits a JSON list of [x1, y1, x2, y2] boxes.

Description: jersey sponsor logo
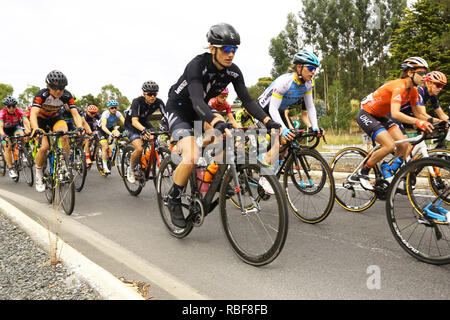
[[226, 70, 239, 78], [359, 114, 373, 126], [393, 94, 402, 102], [175, 80, 188, 94]]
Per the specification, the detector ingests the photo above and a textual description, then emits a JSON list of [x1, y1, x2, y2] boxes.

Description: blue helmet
[[293, 50, 320, 68], [107, 99, 119, 107], [2, 96, 18, 106]]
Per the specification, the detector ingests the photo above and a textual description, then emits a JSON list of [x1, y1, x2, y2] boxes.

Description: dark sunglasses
[[434, 83, 444, 89], [413, 70, 427, 76], [303, 65, 317, 72], [109, 106, 117, 110], [216, 45, 238, 54], [49, 84, 66, 90], [219, 94, 228, 98], [145, 92, 158, 97], [5, 105, 16, 108]]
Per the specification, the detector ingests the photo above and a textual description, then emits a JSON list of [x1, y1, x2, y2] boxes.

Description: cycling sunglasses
[[215, 45, 238, 53], [49, 84, 66, 90], [303, 64, 317, 72], [434, 83, 444, 89], [5, 105, 16, 108], [144, 92, 158, 97], [413, 70, 427, 76], [109, 106, 117, 110]]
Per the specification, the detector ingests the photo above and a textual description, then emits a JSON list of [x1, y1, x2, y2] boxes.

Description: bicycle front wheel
[[386, 157, 450, 265], [121, 145, 143, 196], [330, 147, 377, 212], [54, 150, 75, 215], [72, 145, 87, 192], [220, 163, 288, 266], [283, 149, 335, 224], [20, 148, 34, 186], [156, 156, 194, 238]]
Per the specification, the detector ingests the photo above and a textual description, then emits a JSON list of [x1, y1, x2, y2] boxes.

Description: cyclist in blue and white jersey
[[257, 50, 322, 180], [98, 100, 125, 174]]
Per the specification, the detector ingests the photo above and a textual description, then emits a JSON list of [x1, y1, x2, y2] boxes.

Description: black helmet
[[2, 96, 18, 106], [206, 23, 240, 46], [45, 70, 68, 86], [142, 80, 159, 93]]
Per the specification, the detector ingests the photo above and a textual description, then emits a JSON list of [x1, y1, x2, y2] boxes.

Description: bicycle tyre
[[283, 148, 335, 224], [386, 157, 450, 265], [44, 156, 54, 204], [151, 146, 171, 188], [54, 150, 75, 215], [20, 148, 34, 186], [72, 145, 87, 192], [115, 145, 125, 178], [418, 149, 450, 205], [0, 148, 6, 176], [220, 163, 288, 266], [330, 147, 377, 212], [156, 156, 194, 238], [121, 145, 143, 196]]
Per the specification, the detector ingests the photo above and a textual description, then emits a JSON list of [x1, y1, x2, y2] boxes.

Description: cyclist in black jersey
[[124, 80, 165, 183], [163, 23, 281, 228]]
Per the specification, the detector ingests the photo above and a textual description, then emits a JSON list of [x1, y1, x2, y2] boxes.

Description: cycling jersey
[[32, 88, 77, 119], [208, 97, 232, 114], [399, 86, 441, 117], [258, 73, 318, 130], [235, 109, 255, 127], [0, 108, 27, 129], [99, 109, 125, 130], [361, 79, 419, 118], [164, 52, 268, 133], [83, 112, 100, 131], [124, 96, 165, 130]]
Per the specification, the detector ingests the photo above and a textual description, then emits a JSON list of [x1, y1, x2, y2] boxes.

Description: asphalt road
[[1, 166, 449, 300]]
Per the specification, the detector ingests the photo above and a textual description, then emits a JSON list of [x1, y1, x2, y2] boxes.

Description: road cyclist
[[97, 99, 125, 175], [29, 70, 85, 193], [0, 96, 32, 180]]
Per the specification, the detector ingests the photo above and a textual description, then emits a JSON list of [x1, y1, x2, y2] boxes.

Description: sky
[[1, 0, 302, 105]]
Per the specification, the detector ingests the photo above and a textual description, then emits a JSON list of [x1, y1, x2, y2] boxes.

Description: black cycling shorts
[[356, 109, 398, 142]]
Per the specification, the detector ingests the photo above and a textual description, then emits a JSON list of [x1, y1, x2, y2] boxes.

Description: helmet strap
[[212, 49, 227, 70], [295, 65, 305, 84]]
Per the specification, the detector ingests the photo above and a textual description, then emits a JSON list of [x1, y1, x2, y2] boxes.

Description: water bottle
[[204, 163, 219, 182], [381, 162, 393, 179], [390, 157, 403, 173]]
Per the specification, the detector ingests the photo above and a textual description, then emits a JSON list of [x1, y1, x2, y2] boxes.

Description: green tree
[[268, 13, 300, 78], [389, 0, 450, 106], [79, 94, 101, 111], [18, 86, 40, 108], [96, 84, 130, 113], [0, 84, 14, 106], [247, 77, 274, 100]]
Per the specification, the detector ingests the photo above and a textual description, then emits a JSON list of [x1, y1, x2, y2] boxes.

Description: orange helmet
[[87, 105, 98, 113], [424, 71, 447, 85]]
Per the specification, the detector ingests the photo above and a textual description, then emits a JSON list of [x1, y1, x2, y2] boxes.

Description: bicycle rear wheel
[[54, 150, 75, 215], [283, 149, 335, 224], [330, 147, 377, 212], [115, 145, 125, 178], [156, 156, 194, 238], [386, 157, 450, 265], [220, 163, 288, 266]]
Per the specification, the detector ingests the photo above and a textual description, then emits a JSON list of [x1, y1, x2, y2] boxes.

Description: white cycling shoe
[[258, 176, 274, 195], [35, 178, 45, 193], [127, 167, 136, 183]]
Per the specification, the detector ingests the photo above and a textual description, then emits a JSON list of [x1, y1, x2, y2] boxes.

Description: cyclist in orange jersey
[[355, 57, 434, 190]]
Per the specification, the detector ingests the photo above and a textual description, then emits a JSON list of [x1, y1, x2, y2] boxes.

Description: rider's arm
[[390, 87, 428, 126], [101, 118, 112, 135], [303, 91, 319, 130], [0, 121, 5, 137], [131, 117, 146, 132], [283, 110, 295, 130], [69, 107, 83, 129], [30, 107, 40, 131], [227, 113, 239, 129], [233, 82, 272, 126], [22, 117, 31, 133], [435, 107, 449, 121]]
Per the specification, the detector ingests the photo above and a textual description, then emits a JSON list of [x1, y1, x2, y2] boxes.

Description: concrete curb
[[0, 198, 145, 300]]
